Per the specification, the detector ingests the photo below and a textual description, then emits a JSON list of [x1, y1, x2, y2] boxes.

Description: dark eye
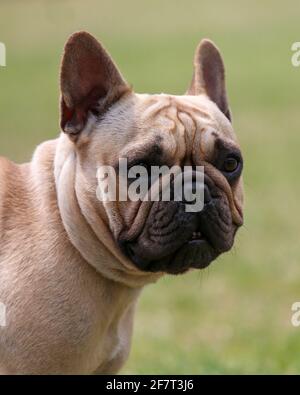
[[223, 155, 240, 173]]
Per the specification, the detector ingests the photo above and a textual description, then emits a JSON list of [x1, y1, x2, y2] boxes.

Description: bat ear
[[187, 39, 231, 121], [60, 31, 130, 137]]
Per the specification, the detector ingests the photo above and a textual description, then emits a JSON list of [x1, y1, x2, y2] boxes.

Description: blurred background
[[1, 0, 300, 374]]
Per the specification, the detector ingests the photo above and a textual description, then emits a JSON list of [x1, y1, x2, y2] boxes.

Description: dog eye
[[223, 155, 240, 173]]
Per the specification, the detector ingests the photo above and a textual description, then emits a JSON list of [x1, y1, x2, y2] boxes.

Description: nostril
[[204, 185, 212, 204]]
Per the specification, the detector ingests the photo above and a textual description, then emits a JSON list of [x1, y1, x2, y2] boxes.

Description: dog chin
[[122, 233, 221, 275], [150, 240, 220, 275], [119, 202, 237, 275]]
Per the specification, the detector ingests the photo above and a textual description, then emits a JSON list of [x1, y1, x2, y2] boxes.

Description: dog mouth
[[120, 219, 221, 275], [148, 229, 219, 275]]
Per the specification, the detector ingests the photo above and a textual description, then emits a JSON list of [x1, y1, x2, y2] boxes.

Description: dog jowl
[[0, 31, 244, 374]]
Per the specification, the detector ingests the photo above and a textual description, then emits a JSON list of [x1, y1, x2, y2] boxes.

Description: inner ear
[[187, 39, 231, 121], [60, 31, 130, 136]]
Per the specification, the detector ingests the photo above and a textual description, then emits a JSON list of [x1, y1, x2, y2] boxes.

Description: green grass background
[[1, 0, 300, 374]]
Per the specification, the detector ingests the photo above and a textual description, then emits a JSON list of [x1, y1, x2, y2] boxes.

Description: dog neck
[[53, 133, 161, 288]]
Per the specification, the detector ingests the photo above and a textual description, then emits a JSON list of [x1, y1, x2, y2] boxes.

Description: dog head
[[59, 32, 243, 277]]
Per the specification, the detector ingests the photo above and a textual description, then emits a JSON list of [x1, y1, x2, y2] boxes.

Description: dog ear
[[187, 39, 231, 121], [60, 31, 130, 136]]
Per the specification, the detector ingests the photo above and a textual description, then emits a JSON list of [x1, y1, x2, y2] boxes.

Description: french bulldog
[[0, 31, 243, 374]]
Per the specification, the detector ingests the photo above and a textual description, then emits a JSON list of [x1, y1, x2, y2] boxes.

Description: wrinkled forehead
[[134, 93, 237, 163]]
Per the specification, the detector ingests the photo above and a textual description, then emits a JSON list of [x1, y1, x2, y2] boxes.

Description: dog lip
[[145, 238, 218, 275], [121, 224, 219, 274], [175, 238, 218, 271], [187, 239, 206, 246]]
